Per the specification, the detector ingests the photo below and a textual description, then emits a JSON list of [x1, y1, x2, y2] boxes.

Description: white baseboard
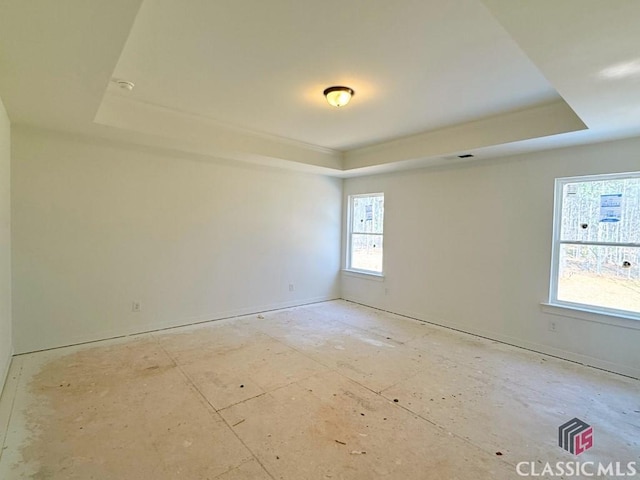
[[343, 297, 640, 380], [0, 347, 13, 399], [16, 296, 339, 355]]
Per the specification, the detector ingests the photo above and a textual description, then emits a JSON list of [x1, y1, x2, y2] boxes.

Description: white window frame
[[345, 193, 384, 276], [549, 171, 640, 321]]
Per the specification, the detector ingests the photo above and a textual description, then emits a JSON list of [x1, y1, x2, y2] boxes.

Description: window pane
[[557, 244, 640, 314], [352, 195, 384, 234], [560, 177, 640, 243], [350, 234, 383, 273]]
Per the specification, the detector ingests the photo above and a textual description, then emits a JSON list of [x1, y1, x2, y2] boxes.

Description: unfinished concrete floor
[[0, 300, 638, 479]]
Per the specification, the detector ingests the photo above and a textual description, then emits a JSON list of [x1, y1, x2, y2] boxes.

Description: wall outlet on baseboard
[[289, 283, 295, 292], [548, 320, 557, 332], [132, 301, 142, 312]]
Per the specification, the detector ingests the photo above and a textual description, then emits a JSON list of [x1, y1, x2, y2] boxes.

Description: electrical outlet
[[289, 283, 294, 292], [132, 301, 141, 312], [548, 320, 557, 332]]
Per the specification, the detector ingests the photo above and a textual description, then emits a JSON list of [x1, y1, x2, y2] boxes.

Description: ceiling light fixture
[[114, 79, 135, 91], [323, 86, 354, 107]]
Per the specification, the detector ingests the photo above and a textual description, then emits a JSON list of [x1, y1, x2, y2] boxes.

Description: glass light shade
[[324, 86, 354, 107]]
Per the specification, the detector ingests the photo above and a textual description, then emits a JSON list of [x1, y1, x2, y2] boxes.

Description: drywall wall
[[342, 137, 640, 379], [0, 96, 12, 392], [11, 127, 342, 353]]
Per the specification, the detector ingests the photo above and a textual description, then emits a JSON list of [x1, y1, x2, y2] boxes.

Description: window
[[347, 193, 384, 274], [550, 172, 640, 319]]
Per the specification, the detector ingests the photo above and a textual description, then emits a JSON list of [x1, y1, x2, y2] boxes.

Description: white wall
[[11, 127, 342, 353], [343, 137, 640, 379], [0, 97, 11, 392]]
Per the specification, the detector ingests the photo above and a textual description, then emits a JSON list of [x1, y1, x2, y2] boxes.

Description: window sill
[[341, 269, 385, 281], [541, 302, 640, 331]]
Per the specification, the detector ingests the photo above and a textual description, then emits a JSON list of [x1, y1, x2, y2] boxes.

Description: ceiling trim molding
[[343, 100, 587, 170], [95, 93, 344, 171], [102, 92, 341, 156], [93, 95, 591, 176]]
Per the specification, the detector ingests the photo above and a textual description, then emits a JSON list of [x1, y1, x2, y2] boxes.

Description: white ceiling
[[111, 0, 559, 151], [1, 0, 640, 176]]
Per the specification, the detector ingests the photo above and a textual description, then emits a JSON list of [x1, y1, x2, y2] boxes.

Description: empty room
[[0, 1, 639, 479]]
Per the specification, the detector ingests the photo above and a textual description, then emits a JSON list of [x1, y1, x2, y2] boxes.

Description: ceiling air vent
[[458, 154, 474, 159]]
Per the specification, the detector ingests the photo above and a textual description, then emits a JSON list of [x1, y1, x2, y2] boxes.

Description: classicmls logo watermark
[[558, 417, 593, 455], [515, 418, 638, 477]]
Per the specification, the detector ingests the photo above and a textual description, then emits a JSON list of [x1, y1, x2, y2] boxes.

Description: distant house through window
[[347, 193, 384, 274], [550, 172, 640, 319]]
